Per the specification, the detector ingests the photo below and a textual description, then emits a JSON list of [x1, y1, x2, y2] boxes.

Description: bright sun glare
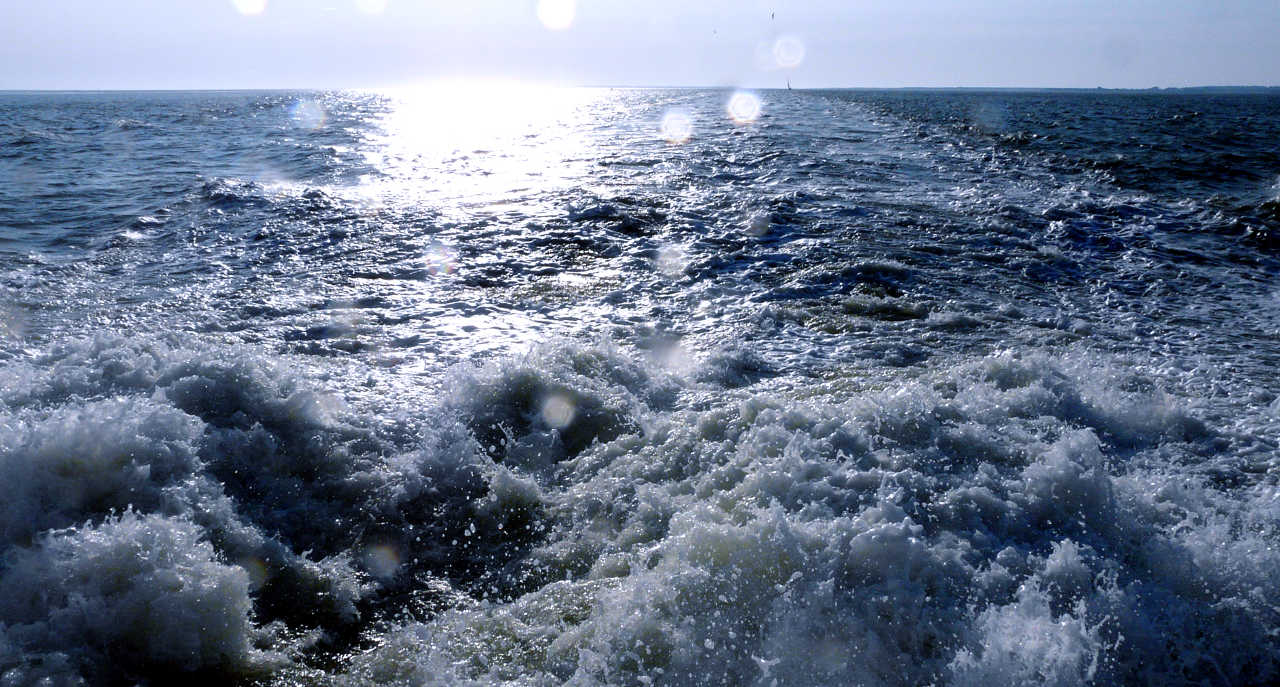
[[231, 0, 267, 16], [232, 0, 389, 18], [537, 0, 577, 31]]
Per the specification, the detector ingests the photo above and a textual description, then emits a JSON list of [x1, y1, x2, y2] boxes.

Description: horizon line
[[3, 84, 1279, 94]]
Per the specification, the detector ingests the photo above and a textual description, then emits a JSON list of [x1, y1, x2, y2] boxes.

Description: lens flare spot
[[364, 544, 401, 580], [537, 0, 576, 30], [660, 110, 693, 144], [656, 244, 688, 276], [541, 394, 576, 430], [290, 99, 327, 130], [658, 341, 696, 375], [727, 91, 762, 124], [0, 303, 27, 341], [236, 557, 269, 590], [231, 0, 267, 15], [423, 242, 458, 275], [773, 35, 806, 68], [355, 0, 388, 14], [302, 390, 348, 423]]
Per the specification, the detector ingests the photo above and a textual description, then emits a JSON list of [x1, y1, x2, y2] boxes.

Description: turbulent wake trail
[[0, 89, 1277, 685]]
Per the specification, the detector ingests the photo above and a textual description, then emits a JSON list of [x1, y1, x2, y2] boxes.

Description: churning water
[[1, 88, 1278, 685]]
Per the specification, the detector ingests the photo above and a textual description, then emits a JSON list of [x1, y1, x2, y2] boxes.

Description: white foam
[[0, 511, 272, 679], [2, 332, 1276, 684], [0, 397, 204, 545], [333, 344, 1279, 685]]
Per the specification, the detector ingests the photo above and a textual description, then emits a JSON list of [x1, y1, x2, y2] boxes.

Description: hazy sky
[[3, 0, 1278, 89]]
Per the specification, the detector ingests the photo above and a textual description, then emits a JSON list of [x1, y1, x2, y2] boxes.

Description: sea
[[0, 87, 1278, 686]]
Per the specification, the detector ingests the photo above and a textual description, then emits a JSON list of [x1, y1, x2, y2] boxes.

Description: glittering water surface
[[1, 89, 1278, 686]]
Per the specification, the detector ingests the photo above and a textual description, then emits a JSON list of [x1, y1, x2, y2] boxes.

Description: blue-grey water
[[1, 88, 1278, 686]]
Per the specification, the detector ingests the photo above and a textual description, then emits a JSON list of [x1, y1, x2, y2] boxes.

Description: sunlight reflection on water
[[358, 83, 607, 211]]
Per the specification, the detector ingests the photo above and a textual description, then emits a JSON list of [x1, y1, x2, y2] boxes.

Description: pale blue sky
[[2, 1, 1278, 89]]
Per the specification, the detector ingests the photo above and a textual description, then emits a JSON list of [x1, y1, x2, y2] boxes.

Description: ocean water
[[0, 88, 1278, 686]]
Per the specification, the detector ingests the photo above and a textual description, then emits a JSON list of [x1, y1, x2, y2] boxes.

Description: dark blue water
[[1, 89, 1278, 686]]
